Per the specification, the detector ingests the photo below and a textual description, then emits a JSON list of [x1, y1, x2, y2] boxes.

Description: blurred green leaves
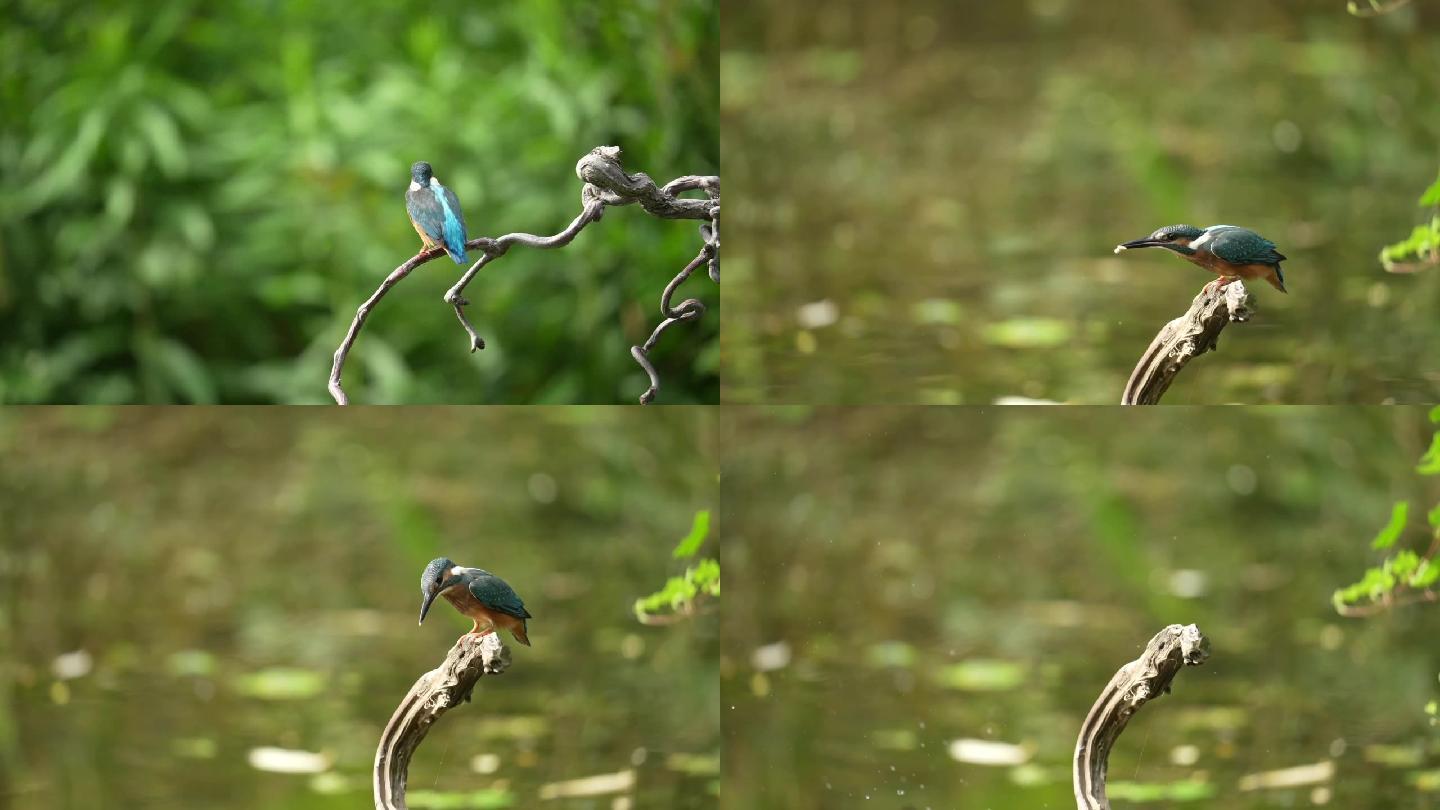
[[1418, 404, 1440, 474], [1379, 171, 1440, 273], [0, 0, 718, 403], [635, 510, 719, 624], [1334, 415, 1440, 615]]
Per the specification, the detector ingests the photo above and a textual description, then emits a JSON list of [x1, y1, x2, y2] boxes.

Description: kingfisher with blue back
[[1114, 224, 1287, 294], [419, 557, 532, 646], [405, 161, 470, 265]]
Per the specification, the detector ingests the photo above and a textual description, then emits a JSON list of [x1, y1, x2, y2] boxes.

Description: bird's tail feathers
[[511, 621, 531, 646], [1271, 266, 1287, 294]]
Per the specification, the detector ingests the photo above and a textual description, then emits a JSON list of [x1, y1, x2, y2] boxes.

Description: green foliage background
[[0, 0, 718, 404]]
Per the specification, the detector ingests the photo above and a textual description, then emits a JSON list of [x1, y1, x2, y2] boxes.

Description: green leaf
[[136, 102, 188, 178], [1418, 433, 1440, 475], [672, 510, 711, 559], [636, 511, 720, 622], [1428, 405, 1440, 424], [1372, 501, 1409, 549], [1378, 218, 1440, 270], [1411, 559, 1440, 589], [1420, 171, 1440, 206], [1428, 502, 1440, 530], [1391, 550, 1420, 579], [136, 334, 218, 404], [635, 574, 697, 613], [1334, 564, 1400, 607], [691, 558, 721, 595]]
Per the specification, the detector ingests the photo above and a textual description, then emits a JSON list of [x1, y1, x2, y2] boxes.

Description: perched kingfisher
[[1114, 224, 1287, 293], [419, 557, 532, 646], [405, 162, 469, 265]]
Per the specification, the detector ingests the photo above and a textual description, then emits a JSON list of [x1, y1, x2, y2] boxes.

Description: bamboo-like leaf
[[671, 510, 711, 559], [1372, 501, 1409, 550]]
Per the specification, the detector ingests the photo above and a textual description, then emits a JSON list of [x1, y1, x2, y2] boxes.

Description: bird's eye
[[1157, 232, 1173, 241]]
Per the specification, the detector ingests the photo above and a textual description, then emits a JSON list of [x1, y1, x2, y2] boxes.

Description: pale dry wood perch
[[1122, 282, 1254, 405], [1073, 623, 1210, 810], [374, 633, 511, 810]]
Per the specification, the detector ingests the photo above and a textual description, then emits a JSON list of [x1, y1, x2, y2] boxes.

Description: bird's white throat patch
[[450, 565, 464, 577], [408, 180, 421, 191]]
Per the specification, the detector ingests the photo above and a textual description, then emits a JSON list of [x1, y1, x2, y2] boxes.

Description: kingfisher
[[405, 161, 469, 265], [1113, 224, 1287, 293], [418, 557, 532, 646]]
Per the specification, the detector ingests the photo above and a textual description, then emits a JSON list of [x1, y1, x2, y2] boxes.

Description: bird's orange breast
[[1231, 263, 1278, 281], [441, 585, 488, 620]]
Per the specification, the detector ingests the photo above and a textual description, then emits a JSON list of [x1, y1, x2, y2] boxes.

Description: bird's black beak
[[1114, 237, 1168, 253], [419, 574, 460, 624], [419, 585, 440, 625]]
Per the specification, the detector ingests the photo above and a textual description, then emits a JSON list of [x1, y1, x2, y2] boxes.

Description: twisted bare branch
[[330, 146, 719, 404], [631, 223, 717, 404]]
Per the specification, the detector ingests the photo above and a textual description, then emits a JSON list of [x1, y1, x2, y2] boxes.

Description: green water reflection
[[0, 407, 719, 809], [722, 407, 1440, 808], [722, 1, 1440, 404]]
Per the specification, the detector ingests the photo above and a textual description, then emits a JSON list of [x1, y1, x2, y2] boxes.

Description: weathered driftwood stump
[[374, 634, 511, 810], [1122, 282, 1254, 404], [1073, 624, 1210, 810]]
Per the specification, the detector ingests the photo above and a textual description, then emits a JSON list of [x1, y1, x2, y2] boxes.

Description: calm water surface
[[0, 408, 719, 809], [722, 407, 1440, 808], [723, 1, 1440, 404]]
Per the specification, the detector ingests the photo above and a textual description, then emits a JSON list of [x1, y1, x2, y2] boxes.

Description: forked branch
[[330, 146, 719, 404]]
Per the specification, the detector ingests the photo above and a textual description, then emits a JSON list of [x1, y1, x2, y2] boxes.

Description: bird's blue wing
[[1210, 227, 1285, 265], [467, 570, 532, 619], [405, 188, 446, 244], [436, 185, 468, 262]]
